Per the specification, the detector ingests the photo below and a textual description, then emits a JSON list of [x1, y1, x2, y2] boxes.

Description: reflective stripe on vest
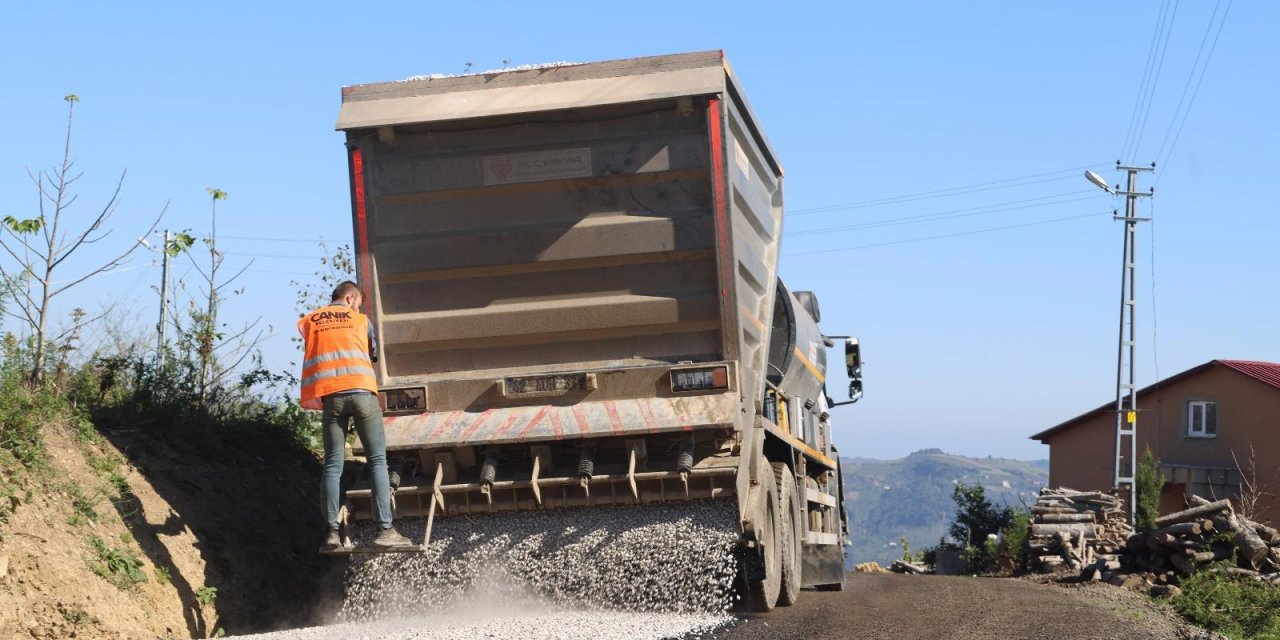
[[298, 304, 378, 409]]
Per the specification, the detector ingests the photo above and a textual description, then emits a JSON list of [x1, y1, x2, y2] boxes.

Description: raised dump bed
[[332, 51, 862, 611]]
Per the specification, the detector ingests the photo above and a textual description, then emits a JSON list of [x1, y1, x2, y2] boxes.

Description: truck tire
[[742, 464, 781, 612], [772, 462, 801, 606]]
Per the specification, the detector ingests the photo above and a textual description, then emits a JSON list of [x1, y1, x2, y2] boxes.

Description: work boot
[[323, 529, 342, 549], [374, 526, 412, 548]]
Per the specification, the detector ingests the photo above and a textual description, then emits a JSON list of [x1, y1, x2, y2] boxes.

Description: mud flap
[[800, 543, 844, 588]]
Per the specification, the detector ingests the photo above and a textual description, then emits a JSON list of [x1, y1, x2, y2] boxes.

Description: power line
[[784, 211, 1111, 257], [223, 252, 323, 260], [1120, 0, 1172, 161], [222, 234, 340, 244], [1149, 199, 1161, 385], [788, 163, 1108, 216], [1155, 0, 1233, 172], [1130, 0, 1182, 160], [786, 191, 1099, 237]]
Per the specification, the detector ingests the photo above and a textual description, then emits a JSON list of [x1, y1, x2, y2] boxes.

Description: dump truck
[[330, 51, 863, 611]]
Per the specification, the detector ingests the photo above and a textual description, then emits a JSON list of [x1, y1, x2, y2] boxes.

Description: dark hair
[[331, 280, 363, 302]]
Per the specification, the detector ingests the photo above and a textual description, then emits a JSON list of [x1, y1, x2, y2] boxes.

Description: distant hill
[[840, 450, 1048, 567]]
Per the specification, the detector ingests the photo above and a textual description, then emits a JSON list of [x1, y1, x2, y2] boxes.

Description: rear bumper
[[369, 393, 739, 452], [345, 465, 738, 518]]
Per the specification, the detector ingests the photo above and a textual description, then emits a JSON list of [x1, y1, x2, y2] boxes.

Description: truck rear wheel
[[742, 464, 781, 612], [772, 463, 801, 606]]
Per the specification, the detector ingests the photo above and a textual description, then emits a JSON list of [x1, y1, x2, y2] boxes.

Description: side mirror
[[844, 338, 862, 381], [848, 378, 863, 403], [827, 337, 864, 407]]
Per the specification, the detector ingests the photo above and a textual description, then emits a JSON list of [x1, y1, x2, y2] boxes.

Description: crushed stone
[[230, 501, 741, 639], [398, 61, 579, 82]]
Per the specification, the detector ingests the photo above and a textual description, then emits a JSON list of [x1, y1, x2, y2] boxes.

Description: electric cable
[[1121, 0, 1175, 162], [786, 191, 1100, 237], [784, 211, 1111, 257], [788, 163, 1109, 216], [1155, 0, 1233, 173], [1130, 0, 1182, 160]]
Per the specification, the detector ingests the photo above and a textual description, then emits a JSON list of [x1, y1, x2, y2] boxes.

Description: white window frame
[[1187, 401, 1218, 438]]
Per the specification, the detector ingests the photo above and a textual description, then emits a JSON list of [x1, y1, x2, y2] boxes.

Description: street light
[[1084, 170, 1116, 195]]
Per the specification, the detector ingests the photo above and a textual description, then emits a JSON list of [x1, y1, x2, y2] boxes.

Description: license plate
[[503, 373, 593, 398]]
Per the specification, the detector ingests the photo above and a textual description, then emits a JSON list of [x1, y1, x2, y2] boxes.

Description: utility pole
[[156, 229, 171, 356], [1111, 162, 1154, 526]]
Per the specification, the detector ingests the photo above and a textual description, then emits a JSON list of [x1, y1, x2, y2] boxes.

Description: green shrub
[[85, 450, 120, 475], [87, 534, 147, 590], [61, 609, 91, 625], [74, 351, 321, 465], [196, 585, 218, 606], [1175, 570, 1280, 639], [994, 512, 1031, 574], [66, 483, 100, 527], [154, 565, 171, 585], [1135, 448, 1163, 532], [0, 374, 63, 470]]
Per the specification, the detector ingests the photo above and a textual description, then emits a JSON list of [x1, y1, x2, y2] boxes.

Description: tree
[[0, 95, 163, 383], [947, 482, 1015, 548], [1135, 448, 1162, 532], [290, 241, 354, 331], [1232, 443, 1278, 525], [177, 189, 264, 404]]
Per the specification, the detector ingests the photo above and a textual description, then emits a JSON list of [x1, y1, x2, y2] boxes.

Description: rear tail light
[[379, 387, 426, 413], [670, 365, 730, 393]]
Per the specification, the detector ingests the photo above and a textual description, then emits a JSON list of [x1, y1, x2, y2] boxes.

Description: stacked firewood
[[1028, 488, 1133, 574], [1127, 496, 1280, 584]]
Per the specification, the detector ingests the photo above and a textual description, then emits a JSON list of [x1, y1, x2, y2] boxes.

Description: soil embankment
[[0, 419, 341, 638]]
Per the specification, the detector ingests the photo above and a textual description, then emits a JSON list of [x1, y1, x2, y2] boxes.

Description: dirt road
[[714, 573, 1205, 640]]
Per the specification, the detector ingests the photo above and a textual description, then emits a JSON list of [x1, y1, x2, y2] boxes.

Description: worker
[[299, 280, 411, 549]]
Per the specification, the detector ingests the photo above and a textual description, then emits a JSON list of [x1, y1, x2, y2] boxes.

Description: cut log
[[1251, 521, 1280, 545], [1188, 495, 1212, 507], [1153, 522, 1203, 537], [1032, 523, 1098, 539], [1030, 506, 1076, 515], [1225, 567, 1261, 579], [890, 560, 928, 575], [1187, 551, 1217, 563], [1170, 552, 1195, 576], [1156, 499, 1232, 527], [1039, 513, 1096, 524], [1227, 514, 1270, 569], [1062, 492, 1108, 502]]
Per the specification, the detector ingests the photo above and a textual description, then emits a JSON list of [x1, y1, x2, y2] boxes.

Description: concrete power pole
[[1112, 163, 1154, 526], [156, 229, 171, 356]]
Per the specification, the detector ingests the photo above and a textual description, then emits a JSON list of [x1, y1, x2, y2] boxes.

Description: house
[[1031, 360, 1280, 523]]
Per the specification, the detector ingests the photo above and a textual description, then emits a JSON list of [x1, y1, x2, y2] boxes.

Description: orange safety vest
[[297, 304, 378, 410]]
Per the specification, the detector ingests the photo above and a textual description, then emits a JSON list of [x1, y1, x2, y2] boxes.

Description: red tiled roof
[[1030, 359, 1280, 442], [1217, 360, 1280, 391]]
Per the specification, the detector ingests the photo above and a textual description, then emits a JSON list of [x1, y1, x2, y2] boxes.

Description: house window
[[1187, 401, 1218, 438]]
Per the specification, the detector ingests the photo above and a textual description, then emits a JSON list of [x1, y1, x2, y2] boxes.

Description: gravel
[[230, 501, 741, 640], [398, 62, 580, 82]]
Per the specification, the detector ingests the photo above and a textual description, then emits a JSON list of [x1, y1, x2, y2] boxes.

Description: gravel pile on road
[[230, 610, 733, 640], [230, 501, 740, 639]]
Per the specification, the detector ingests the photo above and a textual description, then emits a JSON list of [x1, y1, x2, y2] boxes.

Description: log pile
[[854, 561, 890, 574], [1028, 488, 1132, 574], [1128, 496, 1280, 584], [889, 560, 929, 575]]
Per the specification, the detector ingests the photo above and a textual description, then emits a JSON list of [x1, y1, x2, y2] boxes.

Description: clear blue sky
[[2, 1, 1274, 460]]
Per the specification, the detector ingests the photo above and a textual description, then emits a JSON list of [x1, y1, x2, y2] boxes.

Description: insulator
[[677, 438, 695, 474], [577, 446, 596, 479], [479, 450, 498, 485]]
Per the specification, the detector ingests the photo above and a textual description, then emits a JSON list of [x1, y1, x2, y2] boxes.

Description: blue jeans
[[322, 392, 393, 530]]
